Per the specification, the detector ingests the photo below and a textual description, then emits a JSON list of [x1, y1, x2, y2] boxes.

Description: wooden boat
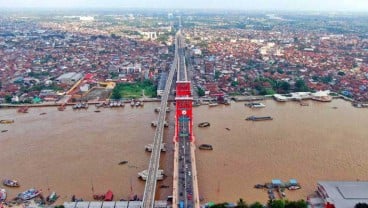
[[199, 144, 213, 150], [3, 179, 20, 187], [58, 105, 66, 111], [198, 122, 210, 128], [17, 106, 29, 113], [0, 120, 14, 124], [245, 116, 273, 121], [118, 161, 128, 165], [0, 189, 6, 202], [1, 130, 8, 133], [93, 194, 105, 201]]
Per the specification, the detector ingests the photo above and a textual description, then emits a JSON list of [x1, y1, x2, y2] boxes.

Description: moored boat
[[0, 189, 6, 202], [17, 188, 40, 200], [199, 144, 213, 150], [245, 116, 273, 121], [46, 192, 59, 204], [246, 102, 266, 108], [17, 106, 29, 113], [104, 190, 113, 201], [208, 103, 219, 107], [3, 179, 20, 187]]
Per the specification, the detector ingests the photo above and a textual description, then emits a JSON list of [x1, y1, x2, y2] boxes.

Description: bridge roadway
[[142, 31, 181, 208], [174, 32, 200, 208]]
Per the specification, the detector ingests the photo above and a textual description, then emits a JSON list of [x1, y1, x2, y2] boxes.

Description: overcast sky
[[1, 0, 368, 11]]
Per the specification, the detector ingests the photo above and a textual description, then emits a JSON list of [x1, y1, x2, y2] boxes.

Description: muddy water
[[1, 99, 368, 204], [194, 99, 368, 204], [0, 103, 174, 203]]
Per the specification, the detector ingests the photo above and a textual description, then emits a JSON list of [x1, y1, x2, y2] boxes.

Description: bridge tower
[[174, 81, 194, 143]]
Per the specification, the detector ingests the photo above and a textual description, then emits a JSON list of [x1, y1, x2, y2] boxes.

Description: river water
[[1, 99, 368, 204]]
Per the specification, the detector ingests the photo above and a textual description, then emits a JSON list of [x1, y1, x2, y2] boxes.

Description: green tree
[[197, 87, 205, 97], [281, 200, 307, 208], [5, 95, 12, 103], [237, 198, 248, 208], [268, 199, 285, 208], [249, 202, 264, 208], [280, 81, 290, 93], [111, 88, 122, 100], [295, 79, 309, 92], [355, 203, 368, 208]]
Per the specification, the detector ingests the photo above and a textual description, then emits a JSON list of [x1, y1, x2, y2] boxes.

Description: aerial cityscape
[[1, 1, 368, 208]]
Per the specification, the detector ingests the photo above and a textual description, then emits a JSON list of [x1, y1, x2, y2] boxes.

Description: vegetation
[[197, 87, 205, 97], [355, 203, 368, 208], [111, 79, 157, 99], [294, 79, 309, 92]]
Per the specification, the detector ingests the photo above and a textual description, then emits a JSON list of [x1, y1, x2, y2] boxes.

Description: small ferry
[[245, 116, 273, 121], [17, 188, 40, 200], [246, 102, 266, 108], [199, 144, 213, 150]]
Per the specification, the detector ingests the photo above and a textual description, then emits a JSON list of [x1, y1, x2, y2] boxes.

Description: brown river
[[1, 99, 368, 204]]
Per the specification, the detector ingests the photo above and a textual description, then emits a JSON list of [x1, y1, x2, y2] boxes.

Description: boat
[[246, 102, 266, 108], [254, 184, 264, 189], [93, 194, 105, 201], [3, 179, 20, 187], [1, 130, 8, 133], [145, 143, 166, 152], [245, 116, 273, 121], [288, 185, 301, 190], [198, 122, 210, 128], [17, 106, 29, 113], [46, 192, 59, 204], [0, 189, 6, 202], [208, 103, 219, 107], [94, 110, 101, 113], [0, 120, 14, 124], [39, 112, 47, 115], [17, 188, 40, 200], [104, 190, 113, 201], [225, 128, 231, 131], [199, 144, 213, 150], [57, 105, 66, 111], [118, 161, 128, 165], [130, 99, 135, 107]]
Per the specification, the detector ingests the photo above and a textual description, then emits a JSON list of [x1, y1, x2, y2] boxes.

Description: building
[[310, 181, 368, 208], [56, 72, 83, 85]]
